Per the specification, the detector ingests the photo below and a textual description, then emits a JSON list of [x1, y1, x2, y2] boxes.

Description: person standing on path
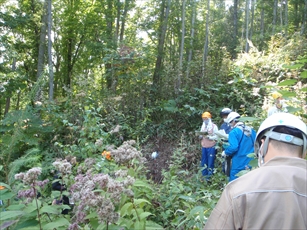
[[204, 112, 307, 230], [199, 112, 218, 181], [222, 112, 256, 181], [219, 108, 232, 178]]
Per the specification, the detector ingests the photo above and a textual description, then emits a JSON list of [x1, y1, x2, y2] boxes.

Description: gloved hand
[[199, 135, 203, 140], [221, 151, 226, 157]]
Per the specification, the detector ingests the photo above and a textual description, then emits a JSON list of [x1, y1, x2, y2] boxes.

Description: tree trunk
[[272, 0, 278, 34], [301, 0, 307, 35], [186, 0, 196, 79], [176, 0, 186, 93], [280, 0, 283, 28], [250, 0, 255, 40], [115, 0, 120, 45], [152, 0, 171, 98], [5, 58, 17, 116], [245, 0, 250, 53], [120, 0, 129, 43], [105, 0, 115, 91], [202, 0, 210, 79], [36, 0, 48, 102], [284, 0, 288, 35], [260, 0, 265, 50], [48, 0, 54, 101], [232, 0, 238, 58]]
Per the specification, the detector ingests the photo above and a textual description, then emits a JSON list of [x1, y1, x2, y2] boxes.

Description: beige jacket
[[204, 157, 307, 230]]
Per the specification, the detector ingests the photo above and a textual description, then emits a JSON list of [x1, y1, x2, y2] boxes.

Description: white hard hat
[[225, 112, 240, 123], [220, 108, 232, 117], [255, 112, 307, 158]]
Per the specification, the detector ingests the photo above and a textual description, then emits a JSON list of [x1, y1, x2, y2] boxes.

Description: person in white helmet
[[222, 111, 256, 181], [219, 108, 232, 177], [219, 108, 232, 134], [204, 113, 307, 230]]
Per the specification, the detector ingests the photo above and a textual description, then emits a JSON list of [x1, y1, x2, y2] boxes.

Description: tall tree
[[177, 0, 186, 92], [245, 0, 250, 52], [284, 0, 288, 35], [202, 0, 210, 78], [186, 0, 197, 79], [272, 0, 278, 34], [152, 0, 171, 98], [36, 0, 48, 102], [301, 0, 307, 35], [48, 0, 53, 100], [260, 0, 265, 50]]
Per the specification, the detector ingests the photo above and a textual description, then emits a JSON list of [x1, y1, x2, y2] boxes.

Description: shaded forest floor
[[142, 139, 175, 183]]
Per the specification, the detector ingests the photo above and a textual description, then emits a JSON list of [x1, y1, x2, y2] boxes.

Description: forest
[[0, 0, 307, 229]]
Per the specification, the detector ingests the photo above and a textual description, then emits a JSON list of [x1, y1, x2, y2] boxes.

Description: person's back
[[206, 157, 306, 229], [204, 112, 307, 230], [224, 114, 256, 181]]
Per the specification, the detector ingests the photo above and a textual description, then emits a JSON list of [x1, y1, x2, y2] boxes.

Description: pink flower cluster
[[14, 167, 49, 203], [107, 140, 147, 165], [52, 159, 72, 175], [15, 167, 42, 185], [68, 168, 135, 228]]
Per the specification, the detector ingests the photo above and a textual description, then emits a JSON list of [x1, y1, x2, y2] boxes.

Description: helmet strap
[[262, 128, 273, 159], [302, 134, 307, 158]]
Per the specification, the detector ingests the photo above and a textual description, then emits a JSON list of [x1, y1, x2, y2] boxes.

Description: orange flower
[[101, 151, 112, 160], [0, 185, 6, 190]]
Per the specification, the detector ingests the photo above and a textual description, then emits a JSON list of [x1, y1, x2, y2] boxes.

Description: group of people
[[199, 92, 307, 229], [199, 108, 256, 182], [199, 91, 290, 181]]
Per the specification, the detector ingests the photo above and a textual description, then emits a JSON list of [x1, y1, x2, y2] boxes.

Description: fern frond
[[8, 148, 42, 184]]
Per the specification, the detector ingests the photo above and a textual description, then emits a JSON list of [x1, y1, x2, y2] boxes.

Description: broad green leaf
[[133, 220, 145, 230], [301, 87, 307, 92], [43, 217, 70, 229], [239, 116, 260, 122], [0, 182, 11, 190], [286, 106, 301, 113], [278, 90, 296, 97], [120, 202, 133, 217], [145, 221, 164, 229], [300, 71, 307, 78], [13, 219, 39, 230], [133, 180, 153, 190], [0, 211, 24, 221], [178, 195, 195, 202], [0, 190, 15, 200], [189, 206, 205, 216], [89, 218, 100, 229], [277, 79, 297, 86], [23, 202, 38, 214], [282, 64, 303, 69], [34, 199, 41, 208], [133, 199, 151, 206], [249, 158, 258, 168], [7, 204, 26, 210], [85, 212, 98, 219], [40, 205, 60, 215], [139, 212, 152, 220], [247, 153, 256, 158]]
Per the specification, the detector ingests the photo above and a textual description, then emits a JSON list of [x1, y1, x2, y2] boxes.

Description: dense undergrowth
[[1, 34, 307, 229]]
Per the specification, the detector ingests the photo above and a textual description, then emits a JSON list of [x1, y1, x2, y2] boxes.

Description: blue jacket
[[225, 124, 256, 181], [220, 122, 232, 134]]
